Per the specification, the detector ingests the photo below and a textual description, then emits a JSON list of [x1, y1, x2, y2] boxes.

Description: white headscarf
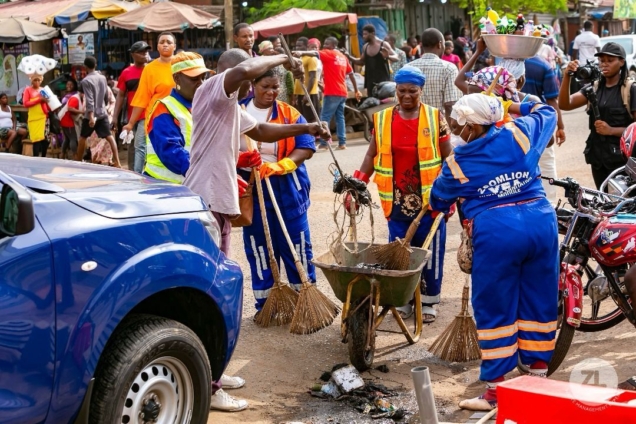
[[450, 93, 504, 126]]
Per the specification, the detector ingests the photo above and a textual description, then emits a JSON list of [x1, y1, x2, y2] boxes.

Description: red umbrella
[[251, 8, 357, 38]]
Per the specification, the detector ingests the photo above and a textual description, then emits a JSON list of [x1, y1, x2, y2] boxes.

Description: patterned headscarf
[[469, 66, 519, 102]]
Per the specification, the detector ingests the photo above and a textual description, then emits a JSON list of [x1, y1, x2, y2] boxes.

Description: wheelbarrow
[[312, 241, 431, 371], [344, 100, 397, 142]]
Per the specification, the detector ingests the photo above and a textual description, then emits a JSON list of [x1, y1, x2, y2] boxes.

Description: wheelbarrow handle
[[421, 212, 444, 251]]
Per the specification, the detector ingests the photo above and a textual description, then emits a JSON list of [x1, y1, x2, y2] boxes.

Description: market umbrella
[[108, 1, 219, 33], [251, 8, 357, 38], [0, 17, 60, 43], [48, 0, 143, 25]]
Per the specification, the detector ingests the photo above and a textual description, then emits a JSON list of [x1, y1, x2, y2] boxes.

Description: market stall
[[251, 8, 357, 38]]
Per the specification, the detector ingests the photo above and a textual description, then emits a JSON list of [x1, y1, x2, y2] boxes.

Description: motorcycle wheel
[[578, 263, 629, 332]]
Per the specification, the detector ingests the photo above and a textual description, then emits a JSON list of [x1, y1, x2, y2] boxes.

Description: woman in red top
[[352, 66, 452, 323], [60, 80, 84, 159], [22, 75, 50, 157]]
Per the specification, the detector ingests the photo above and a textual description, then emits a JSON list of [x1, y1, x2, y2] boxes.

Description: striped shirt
[[523, 56, 560, 102], [408, 53, 462, 113]]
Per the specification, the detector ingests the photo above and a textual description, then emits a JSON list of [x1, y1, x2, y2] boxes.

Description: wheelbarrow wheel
[[348, 298, 375, 372]]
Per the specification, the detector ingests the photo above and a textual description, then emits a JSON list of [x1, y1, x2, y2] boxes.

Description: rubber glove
[[237, 150, 262, 168], [259, 157, 297, 179], [344, 170, 370, 214], [353, 169, 370, 183], [237, 175, 249, 197]]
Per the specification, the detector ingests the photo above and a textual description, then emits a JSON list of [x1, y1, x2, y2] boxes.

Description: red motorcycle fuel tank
[[589, 214, 636, 266]]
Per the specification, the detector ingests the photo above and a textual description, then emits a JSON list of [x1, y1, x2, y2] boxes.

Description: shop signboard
[[0, 43, 30, 97], [68, 33, 95, 64]]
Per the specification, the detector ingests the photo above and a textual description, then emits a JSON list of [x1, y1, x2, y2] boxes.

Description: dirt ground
[[207, 109, 636, 424]]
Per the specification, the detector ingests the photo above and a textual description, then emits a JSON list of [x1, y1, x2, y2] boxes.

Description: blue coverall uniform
[[239, 100, 317, 311], [430, 102, 559, 381]]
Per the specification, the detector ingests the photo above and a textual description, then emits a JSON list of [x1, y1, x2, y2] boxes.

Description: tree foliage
[[246, 0, 353, 23], [452, 0, 567, 21]]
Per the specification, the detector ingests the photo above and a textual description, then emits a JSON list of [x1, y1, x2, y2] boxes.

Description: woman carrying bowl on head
[[351, 66, 452, 323], [22, 74, 51, 157], [430, 93, 559, 412]]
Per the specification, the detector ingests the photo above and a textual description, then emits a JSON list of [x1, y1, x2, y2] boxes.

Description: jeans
[[320, 95, 346, 146], [133, 119, 146, 174]]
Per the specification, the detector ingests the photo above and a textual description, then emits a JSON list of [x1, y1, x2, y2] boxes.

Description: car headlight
[[198, 211, 221, 247]]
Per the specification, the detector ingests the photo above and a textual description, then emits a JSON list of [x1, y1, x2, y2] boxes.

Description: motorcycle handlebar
[[547, 178, 572, 189]]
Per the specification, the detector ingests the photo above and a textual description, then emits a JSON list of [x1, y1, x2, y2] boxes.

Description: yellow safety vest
[[373, 104, 442, 218], [144, 96, 192, 184]]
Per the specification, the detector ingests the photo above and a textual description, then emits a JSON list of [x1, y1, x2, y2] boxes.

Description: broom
[[428, 274, 481, 362], [264, 178, 341, 335], [246, 134, 299, 327], [372, 208, 429, 271]]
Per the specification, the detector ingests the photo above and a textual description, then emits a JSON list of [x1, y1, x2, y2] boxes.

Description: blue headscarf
[[394, 66, 426, 87]]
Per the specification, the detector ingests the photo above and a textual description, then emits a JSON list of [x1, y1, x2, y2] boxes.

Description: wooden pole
[[224, 0, 233, 50]]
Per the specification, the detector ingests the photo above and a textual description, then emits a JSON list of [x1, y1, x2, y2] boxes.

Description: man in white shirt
[[573, 21, 601, 64]]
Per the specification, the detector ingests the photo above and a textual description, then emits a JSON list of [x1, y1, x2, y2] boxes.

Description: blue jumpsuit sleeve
[[514, 102, 558, 155], [292, 114, 316, 151], [148, 112, 190, 176], [429, 161, 467, 212]]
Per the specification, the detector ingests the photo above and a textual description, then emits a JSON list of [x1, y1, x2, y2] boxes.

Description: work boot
[[209, 389, 248, 412], [527, 360, 548, 378]]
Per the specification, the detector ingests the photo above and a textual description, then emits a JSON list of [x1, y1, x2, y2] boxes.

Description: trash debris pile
[[310, 364, 407, 421], [355, 263, 388, 271]]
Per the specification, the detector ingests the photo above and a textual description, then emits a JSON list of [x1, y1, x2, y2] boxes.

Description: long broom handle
[[421, 212, 444, 251], [485, 67, 505, 95], [246, 134, 281, 282], [278, 33, 345, 179], [265, 176, 310, 284]]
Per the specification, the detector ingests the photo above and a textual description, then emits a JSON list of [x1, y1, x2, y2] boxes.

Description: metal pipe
[[411, 366, 438, 424]]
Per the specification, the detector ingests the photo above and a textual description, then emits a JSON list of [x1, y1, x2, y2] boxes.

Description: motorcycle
[[535, 176, 636, 375]]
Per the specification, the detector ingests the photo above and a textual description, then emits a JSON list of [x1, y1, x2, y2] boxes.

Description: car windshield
[[601, 38, 633, 55]]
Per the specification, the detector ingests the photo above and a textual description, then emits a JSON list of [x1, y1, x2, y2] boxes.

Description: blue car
[[0, 154, 243, 423]]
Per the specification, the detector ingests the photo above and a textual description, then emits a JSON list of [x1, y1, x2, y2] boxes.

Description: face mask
[[450, 134, 467, 149]]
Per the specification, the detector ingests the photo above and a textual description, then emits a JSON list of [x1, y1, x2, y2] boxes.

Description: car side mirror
[[0, 182, 35, 237]]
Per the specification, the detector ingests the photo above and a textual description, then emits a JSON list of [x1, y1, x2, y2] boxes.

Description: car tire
[[90, 314, 211, 424]]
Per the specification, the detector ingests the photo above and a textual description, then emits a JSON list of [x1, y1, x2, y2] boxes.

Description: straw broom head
[[290, 280, 341, 335], [255, 282, 299, 327], [429, 282, 481, 362]]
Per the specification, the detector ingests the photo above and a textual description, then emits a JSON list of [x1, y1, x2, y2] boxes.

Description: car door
[[0, 179, 55, 423]]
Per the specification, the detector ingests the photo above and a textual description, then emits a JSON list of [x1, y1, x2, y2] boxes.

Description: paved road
[[209, 108, 635, 423]]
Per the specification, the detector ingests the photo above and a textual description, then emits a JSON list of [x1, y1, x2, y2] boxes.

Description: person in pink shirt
[[441, 41, 461, 69]]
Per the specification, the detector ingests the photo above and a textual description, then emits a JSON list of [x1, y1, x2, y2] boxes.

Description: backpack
[[591, 77, 635, 115]]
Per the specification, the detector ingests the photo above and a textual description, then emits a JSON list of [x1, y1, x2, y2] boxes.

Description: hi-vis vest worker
[[351, 65, 452, 324], [145, 95, 192, 183], [373, 104, 442, 217]]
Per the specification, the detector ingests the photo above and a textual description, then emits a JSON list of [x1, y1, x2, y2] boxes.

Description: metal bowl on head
[[482, 34, 545, 59]]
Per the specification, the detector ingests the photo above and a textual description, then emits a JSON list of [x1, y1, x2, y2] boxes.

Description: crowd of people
[[2, 18, 636, 412]]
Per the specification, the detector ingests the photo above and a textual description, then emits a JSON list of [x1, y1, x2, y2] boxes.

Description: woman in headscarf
[[22, 74, 51, 157], [258, 40, 291, 104], [351, 66, 452, 323], [238, 68, 316, 314], [429, 93, 559, 411]]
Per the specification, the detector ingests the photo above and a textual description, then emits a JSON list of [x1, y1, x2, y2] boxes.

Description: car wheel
[[90, 314, 211, 424]]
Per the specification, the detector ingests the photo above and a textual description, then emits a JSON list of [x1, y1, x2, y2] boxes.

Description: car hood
[[0, 154, 206, 219]]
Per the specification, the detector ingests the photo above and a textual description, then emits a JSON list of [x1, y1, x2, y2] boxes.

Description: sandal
[[422, 305, 437, 323], [618, 376, 636, 391], [395, 304, 414, 319]]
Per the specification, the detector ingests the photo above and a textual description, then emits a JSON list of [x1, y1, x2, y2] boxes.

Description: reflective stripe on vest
[[144, 96, 192, 184], [373, 104, 442, 218]]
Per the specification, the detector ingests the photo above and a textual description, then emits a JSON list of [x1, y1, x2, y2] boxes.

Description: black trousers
[[32, 140, 49, 157], [591, 163, 622, 189]]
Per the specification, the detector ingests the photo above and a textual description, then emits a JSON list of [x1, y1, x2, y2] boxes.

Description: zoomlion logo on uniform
[[478, 171, 532, 198]]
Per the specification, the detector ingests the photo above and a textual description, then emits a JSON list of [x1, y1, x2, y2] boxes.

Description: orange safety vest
[[373, 104, 442, 218], [269, 101, 303, 160]]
